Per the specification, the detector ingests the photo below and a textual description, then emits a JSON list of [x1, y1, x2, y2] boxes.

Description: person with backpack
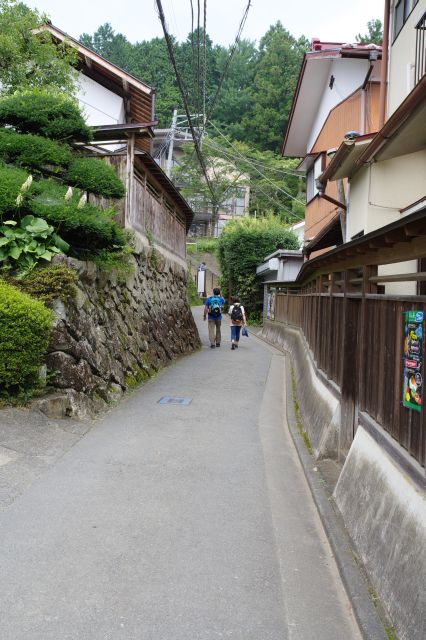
[[228, 296, 247, 350], [203, 287, 225, 348]]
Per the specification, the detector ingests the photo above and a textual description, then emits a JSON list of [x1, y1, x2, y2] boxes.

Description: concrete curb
[[283, 356, 390, 640], [248, 329, 391, 640]]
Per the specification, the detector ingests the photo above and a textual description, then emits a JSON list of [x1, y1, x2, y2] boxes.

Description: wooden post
[[125, 133, 135, 228]]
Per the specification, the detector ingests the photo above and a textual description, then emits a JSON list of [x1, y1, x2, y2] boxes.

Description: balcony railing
[[415, 10, 426, 85]]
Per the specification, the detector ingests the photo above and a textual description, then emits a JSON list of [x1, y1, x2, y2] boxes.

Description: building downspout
[[378, 0, 390, 128]]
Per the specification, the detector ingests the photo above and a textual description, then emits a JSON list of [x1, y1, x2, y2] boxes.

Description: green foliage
[[0, 90, 92, 142], [65, 157, 125, 198], [0, 128, 72, 172], [7, 263, 77, 304], [218, 216, 299, 316], [0, 279, 53, 392], [0, 0, 77, 95], [0, 163, 31, 218], [356, 19, 383, 45], [186, 238, 218, 254], [29, 180, 126, 257], [92, 247, 134, 275], [0, 216, 69, 275], [186, 270, 203, 306]]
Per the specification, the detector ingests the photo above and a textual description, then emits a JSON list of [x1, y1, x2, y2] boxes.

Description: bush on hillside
[[65, 157, 125, 199], [0, 164, 33, 219], [29, 180, 126, 256], [0, 280, 52, 392], [7, 264, 77, 305], [0, 129, 72, 173], [0, 90, 92, 142], [218, 216, 299, 319]]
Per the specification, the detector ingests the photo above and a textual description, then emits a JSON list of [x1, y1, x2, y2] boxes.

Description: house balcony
[[415, 10, 426, 85]]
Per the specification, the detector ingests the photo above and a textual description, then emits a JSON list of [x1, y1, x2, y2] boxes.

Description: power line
[[189, 0, 195, 89], [208, 121, 305, 205], [202, 0, 207, 132], [205, 1, 252, 124], [155, 0, 216, 201]]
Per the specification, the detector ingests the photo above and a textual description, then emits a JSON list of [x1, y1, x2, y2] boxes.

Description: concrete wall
[[261, 321, 341, 460], [35, 252, 200, 419], [261, 319, 426, 640], [334, 425, 426, 640]]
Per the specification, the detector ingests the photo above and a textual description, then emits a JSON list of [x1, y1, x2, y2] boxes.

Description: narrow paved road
[[0, 307, 361, 639]]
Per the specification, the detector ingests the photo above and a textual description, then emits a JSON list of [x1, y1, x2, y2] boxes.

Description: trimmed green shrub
[[0, 129, 72, 173], [0, 90, 92, 142], [0, 164, 32, 219], [0, 216, 69, 276], [0, 280, 53, 391], [29, 180, 126, 256], [218, 216, 299, 318], [66, 157, 125, 199], [7, 264, 77, 305]]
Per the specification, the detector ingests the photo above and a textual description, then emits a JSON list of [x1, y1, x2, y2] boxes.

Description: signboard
[[197, 264, 206, 295], [403, 310, 423, 412], [267, 291, 276, 321]]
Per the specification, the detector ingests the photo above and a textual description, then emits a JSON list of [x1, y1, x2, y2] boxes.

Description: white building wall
[[307, 58, 370, 151], [75, 73, 126, 126], [388, 0, 426, 116]]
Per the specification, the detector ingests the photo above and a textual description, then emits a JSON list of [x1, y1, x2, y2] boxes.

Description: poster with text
[[403, 310, 423, 412]]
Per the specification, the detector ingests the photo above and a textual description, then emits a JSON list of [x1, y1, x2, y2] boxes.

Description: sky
[[25, 0, 385, 46]]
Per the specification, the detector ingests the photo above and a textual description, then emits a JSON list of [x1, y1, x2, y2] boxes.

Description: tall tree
[[0, 0, 77, 95], [356, 19, 383, 45], [241, 22, 309, 152]]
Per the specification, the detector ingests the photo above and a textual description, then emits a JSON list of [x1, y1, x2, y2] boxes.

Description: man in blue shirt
[[203, 287, 225, 348]]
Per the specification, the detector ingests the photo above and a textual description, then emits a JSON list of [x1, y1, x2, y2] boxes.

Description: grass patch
[[186, 238, 218, 255], [290, 364, 313, 455]]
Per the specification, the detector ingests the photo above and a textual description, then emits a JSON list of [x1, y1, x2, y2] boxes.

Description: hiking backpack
[[231, 304, 243, 324], [209, 296, 222, 318]]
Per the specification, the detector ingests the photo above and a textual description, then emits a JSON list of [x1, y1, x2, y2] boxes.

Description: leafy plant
[[187, 238, 218, 254], [92, 247, 134, 275], [0, 163, 32, 219], [218, 216, 299, 316], [65, 157, 125, 198], [0, 279, 53, 392], [0, 128, 72, 172], [8, 263, 78, 305], [29, 179, 126, 257], [0, 90, 92, 142], [0, 215, 69, 275]]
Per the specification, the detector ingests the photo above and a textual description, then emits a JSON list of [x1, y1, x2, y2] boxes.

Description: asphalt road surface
[[0, 307, 361, 639]]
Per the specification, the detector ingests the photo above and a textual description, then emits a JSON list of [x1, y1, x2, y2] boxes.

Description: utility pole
[[166, 108, 178, 178]]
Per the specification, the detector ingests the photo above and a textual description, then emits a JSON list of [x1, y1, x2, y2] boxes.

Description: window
[[306, 155, 324, 203], [394, 0, 419, 39]]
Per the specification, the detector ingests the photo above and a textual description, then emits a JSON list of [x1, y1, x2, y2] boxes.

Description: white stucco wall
[[388, 1, 425, 116], [307, 58, 370, 151], [75, 73, 126, 126]]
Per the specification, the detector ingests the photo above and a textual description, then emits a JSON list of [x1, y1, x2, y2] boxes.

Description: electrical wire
[[208, 120, 305, 204], [189, 0, 195, 91], [202, 0, 207, 132], [155, 0, 216, 201]]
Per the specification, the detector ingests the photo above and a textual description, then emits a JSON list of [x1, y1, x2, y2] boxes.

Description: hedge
[[65, 157, 125, 199], [0, 129, 72, 172], [0, 90, 92, 142], [0, 164, 32, 219], [0, 280, 52, 391]]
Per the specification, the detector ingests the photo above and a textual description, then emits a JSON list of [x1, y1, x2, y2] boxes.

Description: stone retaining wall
[[36, 250, 200, 418]]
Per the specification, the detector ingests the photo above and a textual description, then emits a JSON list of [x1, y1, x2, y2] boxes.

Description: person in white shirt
[[228, 296, 247, 350]]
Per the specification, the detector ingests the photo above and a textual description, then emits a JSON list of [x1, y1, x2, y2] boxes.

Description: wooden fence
[[270, 274, 426, 470]]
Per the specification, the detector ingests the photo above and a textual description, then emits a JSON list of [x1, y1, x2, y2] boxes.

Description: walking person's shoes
[[231, 343, 235, 350], [235, 344, 239, 348], [216, 343, 220, 347], [210, 344, 216, 348]]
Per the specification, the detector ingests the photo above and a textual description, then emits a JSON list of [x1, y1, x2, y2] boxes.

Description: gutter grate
[[158, 396, 192, 406]]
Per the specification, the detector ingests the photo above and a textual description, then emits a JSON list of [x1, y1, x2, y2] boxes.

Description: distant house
[[282, 39, 382, 258], [37, 23, 194, 266]]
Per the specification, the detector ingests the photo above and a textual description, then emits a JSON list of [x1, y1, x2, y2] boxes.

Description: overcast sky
[[25, 0, 385, 46]]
